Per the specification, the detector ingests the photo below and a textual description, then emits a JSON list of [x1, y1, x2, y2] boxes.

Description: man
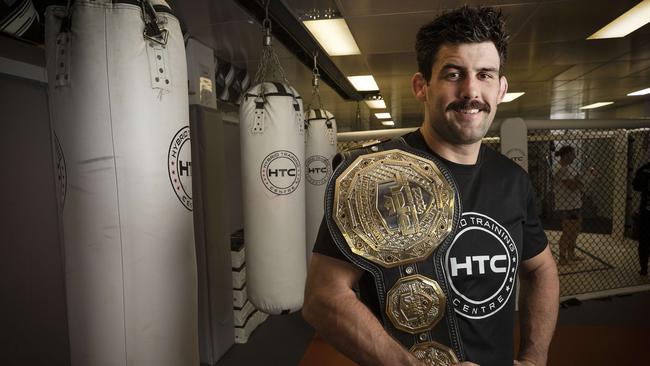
[[553, 146, 585, 265], [303, 6, 559, 366], [633, 161, 650, 276]]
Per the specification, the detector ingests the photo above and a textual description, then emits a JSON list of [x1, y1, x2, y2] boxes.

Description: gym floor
[[216, 290, 650, 366]]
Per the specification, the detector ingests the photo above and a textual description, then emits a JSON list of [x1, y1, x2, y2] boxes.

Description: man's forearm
[[303, 288, 421, 366], [518, 262, 559, 365]]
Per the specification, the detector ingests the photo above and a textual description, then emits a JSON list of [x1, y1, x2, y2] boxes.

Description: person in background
[[633, 161, 650, 276], [553, 145, 598, 265]]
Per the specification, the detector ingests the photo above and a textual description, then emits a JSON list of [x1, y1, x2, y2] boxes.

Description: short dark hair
[[415, 6, 509, 82], [555, 146, 575, 157]]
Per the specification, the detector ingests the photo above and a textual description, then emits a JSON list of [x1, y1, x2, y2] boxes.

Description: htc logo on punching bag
[[305, 155, 330, 186], [179, 160, 192, 176], [267, 168, 296, 177], [261, 150, 301, 195], [308, 167, 327, 174], [168, 126, 193, 211]]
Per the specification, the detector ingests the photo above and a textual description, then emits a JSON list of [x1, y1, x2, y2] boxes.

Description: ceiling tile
[[338, 0, 552, 17], [330, 55, 371, 76], [510, 0, 643, 44], [366, 52, 417, 76]]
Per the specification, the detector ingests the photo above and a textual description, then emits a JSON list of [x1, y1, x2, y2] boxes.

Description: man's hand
[[518, 246, 559, 366], [303, 254, 424, 366], [454, 362, 479, 366]]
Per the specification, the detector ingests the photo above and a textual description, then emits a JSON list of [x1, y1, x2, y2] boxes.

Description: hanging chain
[[253, 0, 290, 86], [307, 52, 324, 111], [355, 101, 362, 128]]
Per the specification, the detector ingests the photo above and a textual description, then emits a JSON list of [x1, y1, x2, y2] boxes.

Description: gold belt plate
[[410, 341, 459, 366], [386, 275, 446, 333], [333, 149, 456, 267]]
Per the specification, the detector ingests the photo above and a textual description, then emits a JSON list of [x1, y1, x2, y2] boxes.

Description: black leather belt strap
[[324, 138, 466, 361]]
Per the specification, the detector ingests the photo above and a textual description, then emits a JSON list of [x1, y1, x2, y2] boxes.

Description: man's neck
[[419, 124, 482, 165]]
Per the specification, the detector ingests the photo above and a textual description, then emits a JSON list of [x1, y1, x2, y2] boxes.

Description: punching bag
[[239, 81, 306, 314], [45, 1, 198, 365], [305, 109, 337, 264]]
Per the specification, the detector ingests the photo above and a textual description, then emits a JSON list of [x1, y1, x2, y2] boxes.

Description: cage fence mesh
[[338, 127, 650, 298]]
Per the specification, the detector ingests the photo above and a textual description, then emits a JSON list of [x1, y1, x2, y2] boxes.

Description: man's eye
[[446, 72, 460, 80], [479, 72, 494, 80]]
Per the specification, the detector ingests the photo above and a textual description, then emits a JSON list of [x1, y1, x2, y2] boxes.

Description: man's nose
[[459, 76, 479, 100]]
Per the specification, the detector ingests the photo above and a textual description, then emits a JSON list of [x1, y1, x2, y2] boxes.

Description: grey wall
[[0, 71, 71, 364], [190, 106, 236, 364], [223, 118, 244, 234], [0, 34, 70, 365]]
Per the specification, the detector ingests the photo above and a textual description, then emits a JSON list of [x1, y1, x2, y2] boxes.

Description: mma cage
[[337, 119, 650, 301]]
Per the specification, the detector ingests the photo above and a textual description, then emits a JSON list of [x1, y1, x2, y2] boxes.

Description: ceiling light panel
[[375, 112, 391, 119], [303, 18, 361, 56], [381, 121, 395, 126], [587, 0, 650, 39], [347, 75, 380, 91], [365, 99, 387, 109], [628, 87, 650, 96], [580, 102, 614, 110]]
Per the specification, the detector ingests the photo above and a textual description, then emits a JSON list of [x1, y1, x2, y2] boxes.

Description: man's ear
[[496, 75, 508, 104], [411, 72, 427, 102]]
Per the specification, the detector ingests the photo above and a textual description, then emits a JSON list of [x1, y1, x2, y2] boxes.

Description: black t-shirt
[[313, 129, 548, 366], [633, 162, 650, 216]]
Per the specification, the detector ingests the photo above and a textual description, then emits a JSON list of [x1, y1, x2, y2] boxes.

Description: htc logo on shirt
[[449, 255, 508, 276]]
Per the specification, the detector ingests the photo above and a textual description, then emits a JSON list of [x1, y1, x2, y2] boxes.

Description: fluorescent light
[[375, 112, 391, 119], [303, 18, 361, 56], [348, 75, 379, 91], [580, 102, 614, 110], [501, 92, 525, 103], [365, 99, 387, 109], [628, 87, 650, 96], [381, 121, 395, 126], [587, 0, 650, 39]]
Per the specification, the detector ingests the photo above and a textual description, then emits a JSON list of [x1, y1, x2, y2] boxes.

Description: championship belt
[[324, 138, 465, 365]]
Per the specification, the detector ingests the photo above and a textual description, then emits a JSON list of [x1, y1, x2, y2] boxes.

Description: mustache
[[446, 100, 491, 113]]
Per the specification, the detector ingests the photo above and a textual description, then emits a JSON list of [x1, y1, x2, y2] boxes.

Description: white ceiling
[[176, 0, 650, 131]]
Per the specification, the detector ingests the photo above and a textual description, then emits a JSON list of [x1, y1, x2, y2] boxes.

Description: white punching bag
[[45, 1, 198, 365], [305, 109, 337, 264], [240, 81, 306, 314]]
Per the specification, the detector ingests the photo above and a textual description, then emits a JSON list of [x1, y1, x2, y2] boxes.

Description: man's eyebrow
[[440, 64, 499, 73], [441, 63, 465, 71]]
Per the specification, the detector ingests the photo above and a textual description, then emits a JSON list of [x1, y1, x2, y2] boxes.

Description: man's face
[[564, 150, 576, 164], [413, 42, 507, 145]]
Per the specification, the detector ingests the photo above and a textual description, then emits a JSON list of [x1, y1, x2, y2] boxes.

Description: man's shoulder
[[336, 131, 423, 164], [335, 137, 402, 164], [482, 144, 528, 177]]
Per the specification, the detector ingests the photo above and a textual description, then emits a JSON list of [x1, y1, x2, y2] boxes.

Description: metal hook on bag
[[262, 20, 272, 46], [325, 114, 333, 129], [141, 0, 168, 45], [262, 0, 272, 46], [307, 51, 324, 111], [312, 52, 320, 88], [59, 0, 73, 33]]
